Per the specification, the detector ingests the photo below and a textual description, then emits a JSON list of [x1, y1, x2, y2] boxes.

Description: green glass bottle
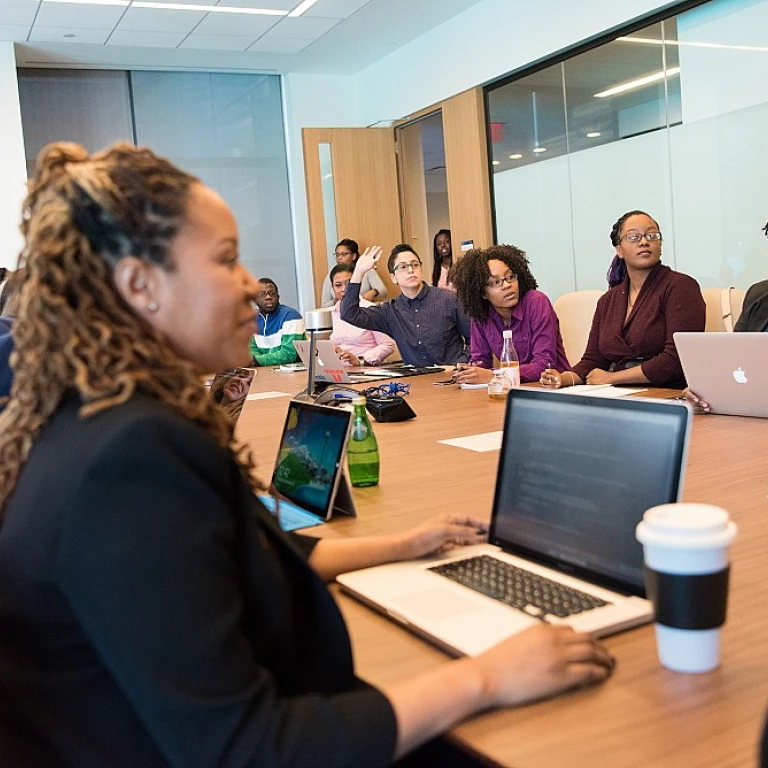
[[347, 396, 380, 487]]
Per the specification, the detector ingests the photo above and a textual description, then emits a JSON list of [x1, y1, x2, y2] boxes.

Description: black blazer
[[0, 394, 396, 767], [735, 280, 768, 332]]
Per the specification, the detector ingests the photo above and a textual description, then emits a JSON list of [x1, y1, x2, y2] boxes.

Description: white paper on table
[[438, 431, 503, 452], [246, 391, 292, 401], [557, 385, 647, 398]]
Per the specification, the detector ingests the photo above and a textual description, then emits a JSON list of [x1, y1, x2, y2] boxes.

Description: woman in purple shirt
[[451, 245, 570, 384]]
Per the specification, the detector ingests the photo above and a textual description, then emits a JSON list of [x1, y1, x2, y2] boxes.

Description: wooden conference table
[[237, 368, 768, 768]]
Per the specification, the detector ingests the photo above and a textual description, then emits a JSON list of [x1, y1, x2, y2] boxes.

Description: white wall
[[0, 43, 27, 269]]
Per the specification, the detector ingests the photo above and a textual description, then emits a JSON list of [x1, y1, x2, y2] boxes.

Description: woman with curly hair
[[0, 142, 613, 767], [450, 245, 570, 384]]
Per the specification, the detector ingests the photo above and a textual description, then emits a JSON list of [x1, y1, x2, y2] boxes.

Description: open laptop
[[262, 399, 356, 532], [293, 339, 407, 385], [675, 332, 768, 418], [337, 389, 691, 657]]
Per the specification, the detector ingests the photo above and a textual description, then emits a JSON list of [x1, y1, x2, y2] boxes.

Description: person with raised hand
[[341, 243, 471, 366]]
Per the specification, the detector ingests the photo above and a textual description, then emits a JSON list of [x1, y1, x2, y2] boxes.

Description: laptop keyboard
[[429, 555, 609, 618]]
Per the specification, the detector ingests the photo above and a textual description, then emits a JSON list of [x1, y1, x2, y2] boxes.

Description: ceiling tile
[[248, 36, 310, 53], [303, 0, 372, 20], [263, 15, 338, 39], [29, 25, 111, 44], [107, 29, 186, 47], [0, 24, 31, 41], [34, 2, 126, 30], [193, 13, 277, 36], [2, 1, 40, 26], [179, 33, 254, 51], [117, 7, 205, 33]]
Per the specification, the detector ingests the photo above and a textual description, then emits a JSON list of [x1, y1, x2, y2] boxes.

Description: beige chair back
[[553, 290, 604, 365], [701, 287, 744, 332]]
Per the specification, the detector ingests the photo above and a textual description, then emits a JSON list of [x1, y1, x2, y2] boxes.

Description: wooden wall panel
[[441, 88, 494, 252], [302, 128, 401, 306]]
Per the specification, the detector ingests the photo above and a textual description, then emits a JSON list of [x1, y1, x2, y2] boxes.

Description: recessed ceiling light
[[586, 131, 601, 138], [289, 0, 321, 17], [133, 1, 287, 14], [492, 160, 500, 166], [594, 67, 680, 98], [509, 153, 523, 160], [532, 147, 547, 154]]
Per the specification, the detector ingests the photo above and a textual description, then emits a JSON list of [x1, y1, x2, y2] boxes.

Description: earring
[[147, 300, 159, 312]]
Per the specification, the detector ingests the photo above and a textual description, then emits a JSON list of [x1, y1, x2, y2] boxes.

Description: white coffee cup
[[636, 503, 737, 673]]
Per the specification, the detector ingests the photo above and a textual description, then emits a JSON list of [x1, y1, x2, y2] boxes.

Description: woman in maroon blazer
[[541, 210, 705, 390]]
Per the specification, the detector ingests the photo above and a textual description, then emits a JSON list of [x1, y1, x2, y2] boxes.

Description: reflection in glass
[[397, 112, 449, 261], [318, 142, 339, 271], [487, 0, 768, 300]]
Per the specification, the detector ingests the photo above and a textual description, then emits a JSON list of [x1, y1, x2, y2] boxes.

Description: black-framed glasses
[[334, 251, 354, 259], [258, 289, 277, 298], [392, 261, 422, 273], [619, 231, 662, 244], [486, 274, 518, 289]]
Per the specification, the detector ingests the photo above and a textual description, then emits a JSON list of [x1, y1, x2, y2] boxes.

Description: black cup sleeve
[[644, 566, 729, 630]]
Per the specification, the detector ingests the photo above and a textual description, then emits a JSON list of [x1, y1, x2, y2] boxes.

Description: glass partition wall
[[486, 0, 768, 301]]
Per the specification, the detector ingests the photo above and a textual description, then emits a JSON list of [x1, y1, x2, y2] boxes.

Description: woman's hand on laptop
[[682, 388, 711, 414], [397, 514, 489, 559], [471, 624, 615, 708]]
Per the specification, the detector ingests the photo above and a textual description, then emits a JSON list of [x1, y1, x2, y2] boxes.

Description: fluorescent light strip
[[43, 0, 130, 5], [618, 36, 768, 54], [133, 1, 287, 14], [289, 0, 321, 17], [594, 66, 680, 98], [43, 0, 289, 13]]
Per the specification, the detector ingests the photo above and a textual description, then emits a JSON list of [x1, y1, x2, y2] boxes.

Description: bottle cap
[[502, 330, 513, 339], [352, 395, 367, 406]]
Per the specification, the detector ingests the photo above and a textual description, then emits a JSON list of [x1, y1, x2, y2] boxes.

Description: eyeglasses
[[619, 231, 662, 244], [365, 382, 411, 397], [393, 261, 422, 273], [334, 251, 354, 259], [258, 289, 277, 298], [486, 274, 518, 289]]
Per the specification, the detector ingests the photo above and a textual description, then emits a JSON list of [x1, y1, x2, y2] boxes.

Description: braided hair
[[606, 209, 660, 287], [0, 141, 259, 514]]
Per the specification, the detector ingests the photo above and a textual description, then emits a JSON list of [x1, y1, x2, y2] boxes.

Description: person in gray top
[[320, 238, 388, 307]]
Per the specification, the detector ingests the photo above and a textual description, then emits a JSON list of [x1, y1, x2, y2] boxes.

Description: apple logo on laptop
[[733, 367, 748, 384]]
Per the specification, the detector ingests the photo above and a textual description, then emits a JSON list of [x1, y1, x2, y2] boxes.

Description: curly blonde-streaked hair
[[0, 141, 258, 513]]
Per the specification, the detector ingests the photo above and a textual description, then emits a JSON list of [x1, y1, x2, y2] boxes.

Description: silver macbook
[[675, 332, 768, 418], [293, 339, 405, 385], [337, 389, 691, 657]]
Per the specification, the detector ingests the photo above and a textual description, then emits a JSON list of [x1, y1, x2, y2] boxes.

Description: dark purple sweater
[[573, 263, 705, 389]]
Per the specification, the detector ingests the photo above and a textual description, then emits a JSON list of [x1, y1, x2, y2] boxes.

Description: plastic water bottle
[[500, 329, 520, 387], [488, 369, 512, 401], [347, 396, 380, 487]]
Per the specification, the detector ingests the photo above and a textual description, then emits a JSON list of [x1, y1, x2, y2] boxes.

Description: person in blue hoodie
[[249, 277, 305, 366]]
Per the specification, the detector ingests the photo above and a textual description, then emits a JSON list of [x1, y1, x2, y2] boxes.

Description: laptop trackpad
[[393, 588, 486, 621]]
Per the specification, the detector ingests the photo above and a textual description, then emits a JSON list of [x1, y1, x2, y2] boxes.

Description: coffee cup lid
[[636, 503, 737, 550]]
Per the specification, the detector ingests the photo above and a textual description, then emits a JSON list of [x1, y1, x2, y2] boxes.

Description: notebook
[[675, 332, 768, 418], [264, 399, 356, 531], [337, 389, 691, 657]]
